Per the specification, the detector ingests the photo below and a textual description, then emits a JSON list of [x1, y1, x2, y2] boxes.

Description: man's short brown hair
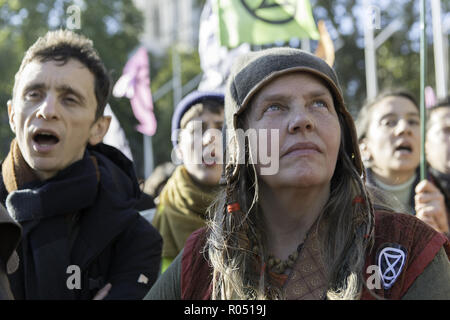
[[13, 29, 111, 120]]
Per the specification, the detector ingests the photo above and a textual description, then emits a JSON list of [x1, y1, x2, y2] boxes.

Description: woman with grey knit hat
[[145, 47, 450, 300]]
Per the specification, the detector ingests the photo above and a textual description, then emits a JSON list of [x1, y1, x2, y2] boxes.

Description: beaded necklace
[[267, 243, 304, 275]]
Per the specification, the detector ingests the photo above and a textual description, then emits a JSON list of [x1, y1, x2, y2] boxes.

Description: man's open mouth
[[32, 130, 60, 147], [34, 133, 59, 145]]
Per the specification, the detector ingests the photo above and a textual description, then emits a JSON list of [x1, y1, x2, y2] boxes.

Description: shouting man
[[1, 30, 162, 299]]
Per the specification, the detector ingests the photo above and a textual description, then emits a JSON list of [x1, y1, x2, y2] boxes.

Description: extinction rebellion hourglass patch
[[376, 243, 408, 290]]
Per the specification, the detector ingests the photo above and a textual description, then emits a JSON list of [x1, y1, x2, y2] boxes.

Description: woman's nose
[[394, 118, 412, 136], [287, 107, 314, 133]]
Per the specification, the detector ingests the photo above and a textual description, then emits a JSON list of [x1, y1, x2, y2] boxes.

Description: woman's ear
[[88, 116, 111, 146], [359, 138, 372, 165]]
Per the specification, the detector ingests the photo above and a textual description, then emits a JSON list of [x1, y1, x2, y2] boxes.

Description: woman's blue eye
[[64, 98, 75, 104], [266, 104, 281, 112], [312, 100, 327, 108]]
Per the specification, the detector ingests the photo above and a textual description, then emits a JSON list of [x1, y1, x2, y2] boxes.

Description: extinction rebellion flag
[[214, 0, 320, 48]]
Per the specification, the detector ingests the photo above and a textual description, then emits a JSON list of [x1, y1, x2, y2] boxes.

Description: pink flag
[[425, 86, 437, 109], [113, 47, 157, 136]]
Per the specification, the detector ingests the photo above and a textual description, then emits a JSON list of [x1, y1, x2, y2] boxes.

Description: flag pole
[[144, 135, 154, 178], [172, 1, 182, 110], [419, 0, 427, 181], [363, 0, 378, 100], [431, 0, 447, 99]]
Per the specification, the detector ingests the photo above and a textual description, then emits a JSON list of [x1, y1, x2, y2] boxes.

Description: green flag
[[214, 0, 320, 48]]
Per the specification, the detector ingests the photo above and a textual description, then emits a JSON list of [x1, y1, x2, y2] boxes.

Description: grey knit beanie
[[224, 47, 363, 180]]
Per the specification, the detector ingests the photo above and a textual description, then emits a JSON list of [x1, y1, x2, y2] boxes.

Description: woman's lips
[[281, 142, 321, 158], [284, 148, 320, 157]]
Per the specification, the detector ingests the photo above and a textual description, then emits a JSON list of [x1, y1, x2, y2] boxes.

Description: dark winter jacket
[[0, 203, 21, 300], [0, 143, 162, 300]]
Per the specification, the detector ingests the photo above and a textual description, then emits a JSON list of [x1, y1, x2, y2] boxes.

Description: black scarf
[[1, 141, 100, 299]]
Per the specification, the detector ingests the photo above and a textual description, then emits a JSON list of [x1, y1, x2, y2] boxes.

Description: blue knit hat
[[171, 90, 224, 147]]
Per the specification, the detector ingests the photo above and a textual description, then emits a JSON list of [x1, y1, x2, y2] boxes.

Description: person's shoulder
[[90, 143, 139, 193], [186, 227, 208, 246], [181, 227, 212, 300], [361, 210, 449, 299], [0, 203, 21, 269], [182, 227, 208, 260], [373, 209, 446, 245], [375, 209, 429, 230], [373, 209, 449, 276], [375, 209, 419, 226], [132, 213, 162, 242]]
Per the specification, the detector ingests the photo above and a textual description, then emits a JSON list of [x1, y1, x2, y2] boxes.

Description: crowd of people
[[0, 29, 449, 300]]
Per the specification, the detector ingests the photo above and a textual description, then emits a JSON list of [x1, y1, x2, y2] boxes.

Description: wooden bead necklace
[[266, 243, 304, 275]]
